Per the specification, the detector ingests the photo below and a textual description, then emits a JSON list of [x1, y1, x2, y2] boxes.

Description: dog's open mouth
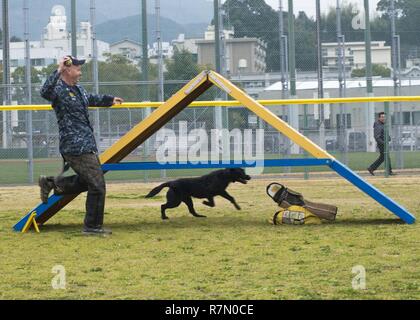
[[238, 176, 251, 184]]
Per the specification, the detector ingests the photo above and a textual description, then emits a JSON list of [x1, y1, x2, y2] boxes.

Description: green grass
[[0, 176, 419, 299], [1, 151, 420, 185]]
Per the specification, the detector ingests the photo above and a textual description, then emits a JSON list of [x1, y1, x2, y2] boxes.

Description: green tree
[[11, 66, 43, 104], [220, 0, 331, 72], [377, 0, 420, 64], [163, 49, 215, 124], [295, 11, 317, 71], [222, 0, 280, 71], [164, 48, 202, 99], [10, 36, 22, 42], [351, 64, 391, 77]]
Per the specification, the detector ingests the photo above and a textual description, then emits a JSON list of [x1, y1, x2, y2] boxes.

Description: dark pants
[[53, 153, 106, 229], [368, 143, 392, 173]]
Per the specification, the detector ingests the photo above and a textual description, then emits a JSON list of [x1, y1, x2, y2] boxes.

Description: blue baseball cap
[[64, 55, 86, 66]]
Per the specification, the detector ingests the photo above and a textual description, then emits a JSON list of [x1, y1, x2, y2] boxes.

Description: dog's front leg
[[219, 191, 241, 210]]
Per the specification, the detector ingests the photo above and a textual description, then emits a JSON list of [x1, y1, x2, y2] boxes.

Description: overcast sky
[[264, 0, 380, 18]]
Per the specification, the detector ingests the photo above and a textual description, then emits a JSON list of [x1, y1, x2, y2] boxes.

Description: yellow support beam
[[21, 212, 40, 233], [3, 96, 420, 111]]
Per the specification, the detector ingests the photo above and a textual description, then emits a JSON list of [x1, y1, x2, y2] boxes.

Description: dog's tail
[[145, 182, 171, 198]]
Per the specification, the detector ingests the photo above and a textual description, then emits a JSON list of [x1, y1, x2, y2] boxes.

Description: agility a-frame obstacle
[[14, 71, 415, 231]]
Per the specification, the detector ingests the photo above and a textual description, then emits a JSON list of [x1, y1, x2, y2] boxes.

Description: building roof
[[264, 78, 420, 91], [196, 37, 262, 44], [402, 66, 420, 75], [322, 41, 386, 46], [110, 38, 141, 47]]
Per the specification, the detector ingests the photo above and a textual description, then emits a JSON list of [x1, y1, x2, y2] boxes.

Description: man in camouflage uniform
[[39, 56, 123, 235]]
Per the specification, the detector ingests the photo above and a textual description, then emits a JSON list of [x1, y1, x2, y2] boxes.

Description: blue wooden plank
[[13, 194, 64, 231], [329, 159, 416, 224], [101, 158, 331, 171]]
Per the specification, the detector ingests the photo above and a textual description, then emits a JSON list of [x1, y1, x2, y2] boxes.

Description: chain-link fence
[[1, 0, 420, 185]]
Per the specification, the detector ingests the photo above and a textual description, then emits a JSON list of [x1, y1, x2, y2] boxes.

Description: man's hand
[[113, 97, 124, 105], [57, 56, 71, 74]]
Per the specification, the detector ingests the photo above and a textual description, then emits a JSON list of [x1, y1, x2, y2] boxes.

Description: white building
[[148, 42, 174, 60], [322, 41, 391, 72], [41, 5, 109, 61], [196, 25, 267, 75], [1, 5, 110, 73], [172, 34, 199, 56], [110, 39, 142, 63]]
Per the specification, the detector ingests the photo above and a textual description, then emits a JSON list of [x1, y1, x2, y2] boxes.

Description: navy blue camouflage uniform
[[40, 70, 114, 229]]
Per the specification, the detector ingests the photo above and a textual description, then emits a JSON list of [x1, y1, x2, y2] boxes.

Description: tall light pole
[[71, 0, 77, 56], [337, 0, 347, 163], [24, 0, 33, 183], [90, 0, 100, 146], [141, 0, 149, 101], [155, 0, 164, 102], [155, 0, 165, 179], [287, 0, 299, 154], [364, 0, 375, 152], [391, 0, 403, 168], [278, 0, 288, 98], [2, 0, 12, 148], [213, 0, 228, 131], [316, 0, 325, 150]]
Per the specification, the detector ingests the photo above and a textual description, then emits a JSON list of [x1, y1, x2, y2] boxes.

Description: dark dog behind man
[[145, 168, 251, 219]]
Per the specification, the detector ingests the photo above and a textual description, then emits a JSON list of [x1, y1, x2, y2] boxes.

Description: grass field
[[0, 175, 419, 299]]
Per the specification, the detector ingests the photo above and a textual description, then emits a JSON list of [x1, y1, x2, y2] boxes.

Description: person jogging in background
[[39, 55, 124, 235], [367, 112, 395, 176]]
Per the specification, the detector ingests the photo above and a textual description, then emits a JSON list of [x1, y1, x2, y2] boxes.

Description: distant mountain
[[96, 14, 208, 44], [7, 0, 212, 41]]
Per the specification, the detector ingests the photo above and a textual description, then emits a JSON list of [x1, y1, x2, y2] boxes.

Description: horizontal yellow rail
[[2, 95, 420, 111]]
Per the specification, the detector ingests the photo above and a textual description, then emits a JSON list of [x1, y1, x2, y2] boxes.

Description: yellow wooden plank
[[207, 71, 333, 159]]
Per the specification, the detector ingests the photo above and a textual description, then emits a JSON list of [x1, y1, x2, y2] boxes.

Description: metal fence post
[[384, 102, 390, 178]]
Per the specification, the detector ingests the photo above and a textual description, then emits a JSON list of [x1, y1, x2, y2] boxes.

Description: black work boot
[[38, 175, 55, 203], [82, 227, 112, 236]]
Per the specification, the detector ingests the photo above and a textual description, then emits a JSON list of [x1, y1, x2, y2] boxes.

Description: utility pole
[[391, 0, 403, 168], [278, 0, 288, 97], [141, 0, 149, 101], [279, 0, 290, 169], [288, 0, 299, 154], [71, 0, 77, 56], [155, 0, 164, 102], [364, 0, 375, 152], [24, 0, 33, 183], [213, 0, 228, 132], [90, 0, 100, 146], [2, 0, 12, 148], [214, 0, 221, 74], [337, 0, 347, 163], [316, 0, 325, 150], [155, 0, 165, 178], [141, 0, 151, 181]]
